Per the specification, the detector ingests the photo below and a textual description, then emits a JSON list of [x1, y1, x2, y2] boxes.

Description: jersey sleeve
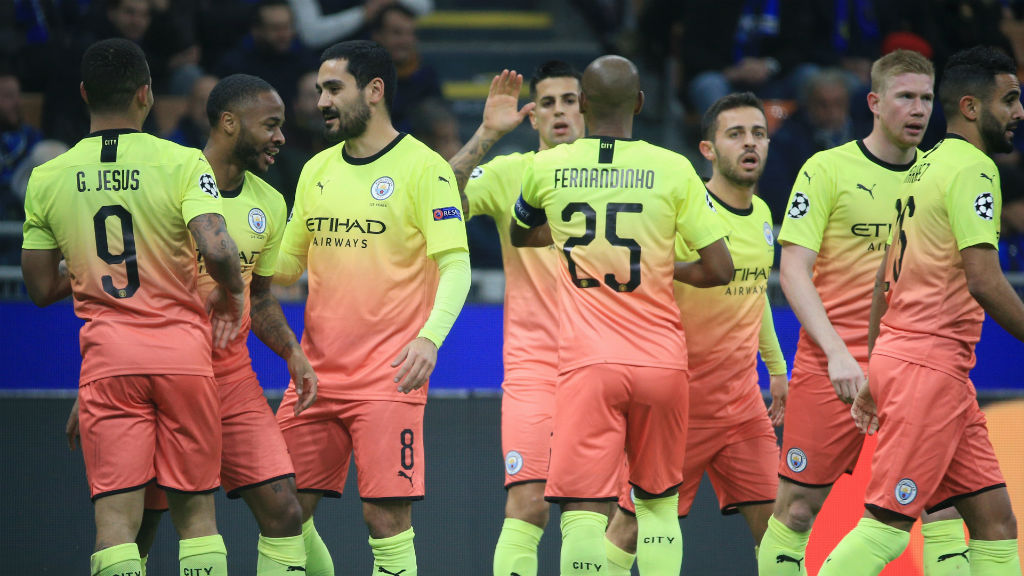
[[777, 154, 836, 252], [180, 152, 224, 225], [464, 155, 513, 219], [254, 191, 288, 277], [675, 173, 728, 251], [280, 162, 315, 259], [414, 158, 469, 256], [512, 155, 546, 229], [947, 164, 1001, 250], [22, 170, 58, 250]]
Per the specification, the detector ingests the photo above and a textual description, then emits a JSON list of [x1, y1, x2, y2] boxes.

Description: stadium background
[[3, 0, 1024, 573]]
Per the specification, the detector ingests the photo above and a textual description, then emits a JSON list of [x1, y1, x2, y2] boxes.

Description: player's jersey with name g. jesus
[[281, 134, 467, 402], [515, 136, 727, 373], [778, 140, 917, 374], [195, 171, 287, 381], [22, 129, 223, 384]]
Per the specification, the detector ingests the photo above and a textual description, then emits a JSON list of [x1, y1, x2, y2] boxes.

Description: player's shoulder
[[470, 150, 530, 183], [243, 171, 287, 211], [304, 143, 344, 173], [930, 137, 996, 174], [393, 133, 450, 170], [751, 194, 773, 220]]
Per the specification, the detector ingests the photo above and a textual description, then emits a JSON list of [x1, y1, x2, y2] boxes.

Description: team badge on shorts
[[974, 192, 994, 220], [505, 450, 524, 475], [199, 173, 219, 198], [371, 176, 395, 200], [763, 221, 774, 245], [788, 192, 810, 219], [470, 166, 484, 179], [787, 448, 808, 473], [248, 208, 267, 234], [895, 478, 918, 505]]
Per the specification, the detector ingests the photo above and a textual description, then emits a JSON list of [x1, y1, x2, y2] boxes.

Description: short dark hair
[[701, 92, 766, 141], [369, 3, 416, 33], [320, 40, 396, 113], [939, 46, 1017, 118], [253, 0, 290, 27], [530, 60, 581, 99], [206, 74, 276, 127], [81, 38, 151, 114]]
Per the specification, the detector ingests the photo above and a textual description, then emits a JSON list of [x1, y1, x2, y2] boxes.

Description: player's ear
[[366, 77, 385, 107], [79, 82, 89, 106], [634, 90, 645, 116], [866, 91, 881, 117], [960, 95, 979, 121], [579, 91, 589, 115], [698, 140, 715, 162], [220, 111, 237, 136]]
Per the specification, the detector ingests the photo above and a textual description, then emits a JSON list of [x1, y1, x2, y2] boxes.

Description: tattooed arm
[[449, 69, 535, 216], [188, 213, 245, 348], [250, 274, 317, 414]]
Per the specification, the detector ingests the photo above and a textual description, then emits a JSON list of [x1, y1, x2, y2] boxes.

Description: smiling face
[[316, 58, 372, 144], [875, 72, 934, 151], [530, 76, 585, 150], [232, 90, 286, 173], [706, 106, 769, 187], [978, 72, 1024, 155]]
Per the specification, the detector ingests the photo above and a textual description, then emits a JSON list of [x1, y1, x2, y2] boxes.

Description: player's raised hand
[[391, 336, 438, 394], [288, 348, 319, 416], [205, 285, 245, 349], [482, 69, 536, 137], [828, 348, 865, 404], [767, 373, 788, 427], [65, 397, 80, 450], [851, 382, 879, 435]]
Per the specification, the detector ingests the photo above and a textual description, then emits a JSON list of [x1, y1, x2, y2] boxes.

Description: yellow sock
[[140, 555, 147, 576], [818, 517, 909, 576], [369, 527, 417, 576], [90, 542, 142, 576], [302, 518, 334, 576], [559, 510, 608, 575], [257, 534, 306, 575], [604, 536, 636, 576], [969, 539, 1021, 575], [921, 519, 969, 576], [635, 493, 682, 576], [493, 517, 544, 576], [179, 534, 228, 576], [757, 515, 810, 576]]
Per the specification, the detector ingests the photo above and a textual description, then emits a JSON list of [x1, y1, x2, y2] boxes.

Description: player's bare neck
[[344, 118, 400, 159], [862, 129, 915, 166], [945, 119, 985, 154], [706, 176, 753, 211], [203, 141, 244, 191], [88, 114, 143, 135], [585, 118, 633, 139]]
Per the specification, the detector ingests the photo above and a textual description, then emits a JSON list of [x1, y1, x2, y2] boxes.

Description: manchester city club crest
[[895, 478, 918, 505], [787, 448, 808, 472], [371, 176, 395, 200], [248, 207, 267, 234], [763, 221, 774, 245], [504, 450, 524, 475]]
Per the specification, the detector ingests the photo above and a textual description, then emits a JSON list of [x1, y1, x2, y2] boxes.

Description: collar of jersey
[[856, 139, 916, 172], [342, 132, 406, 165], [944, 133, 970, 144], [706, 187, 754, 216], [220, 176, 246, 199], [582, 135, 639, 142], [86, 128, 141, 138]]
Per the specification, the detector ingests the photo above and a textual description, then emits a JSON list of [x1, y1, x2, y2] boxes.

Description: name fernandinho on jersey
[[553, 167, 655, 190], [76, 169, 141, 192]]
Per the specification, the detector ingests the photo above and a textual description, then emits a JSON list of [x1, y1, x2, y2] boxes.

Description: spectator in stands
[[0, 72, 41, 221], [100, 0, 201, 94], [167, 75, 219, 148], [370, 4, 442, 132], [288, 0, 433, 49], [760, 68, 866, 221], [409, 98, 461, 160], [215, 0, 318, 111]]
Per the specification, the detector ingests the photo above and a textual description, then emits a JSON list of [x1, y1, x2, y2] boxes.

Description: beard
[[232, 129, 267, 174], [718, 155, 762, 187], [979, 108, 1016, 155], [323, 98, 371, 144]]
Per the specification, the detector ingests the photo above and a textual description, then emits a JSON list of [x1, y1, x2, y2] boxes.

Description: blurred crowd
[[3, 0, 1024, 271]]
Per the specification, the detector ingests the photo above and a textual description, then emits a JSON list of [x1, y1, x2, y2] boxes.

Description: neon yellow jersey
[[678, 191, 776, 426], [465, 151, 559, 382], [281, 134, 468, 402], [877, 136, 1000, 380], [778, 140, 916, 374], [22, 129, 222, 384], [515, 136, 727, 373], [195, 171, 287, 381]]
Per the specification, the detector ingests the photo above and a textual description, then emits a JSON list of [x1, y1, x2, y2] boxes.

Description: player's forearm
[[674, 239, 732, 287], [189, 214, 244, 294], [780, 260, 848, 358], [417, 249, 471, 348], [20, 249, 71, 307], [449, 124, 504, 213], [759, 295, 788, 375], [273, 251, 307, 286], [509, 220, 553, 247], [867, 253, 889, 355], [250, 275, 302, 361]]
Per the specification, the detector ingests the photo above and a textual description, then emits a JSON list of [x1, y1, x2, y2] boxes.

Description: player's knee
[[506, 485, 549, 528], [254, 494, 303, 537], [780, 497, 819, 532], [363, 501, 412, 539]]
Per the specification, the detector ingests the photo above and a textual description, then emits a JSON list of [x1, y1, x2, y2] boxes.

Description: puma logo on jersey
[[398, 470, 414, 486], [377, 568, 406, 575], [856, 183, 876, 199], [776, 554, 803, 570], [438, 175, 450, 184], [316, 181, 324, 194], [980, 172, 994, 183], [285, 566, 307, 572], [803, 171, 811, 184], [937, 550, 969, 563]]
